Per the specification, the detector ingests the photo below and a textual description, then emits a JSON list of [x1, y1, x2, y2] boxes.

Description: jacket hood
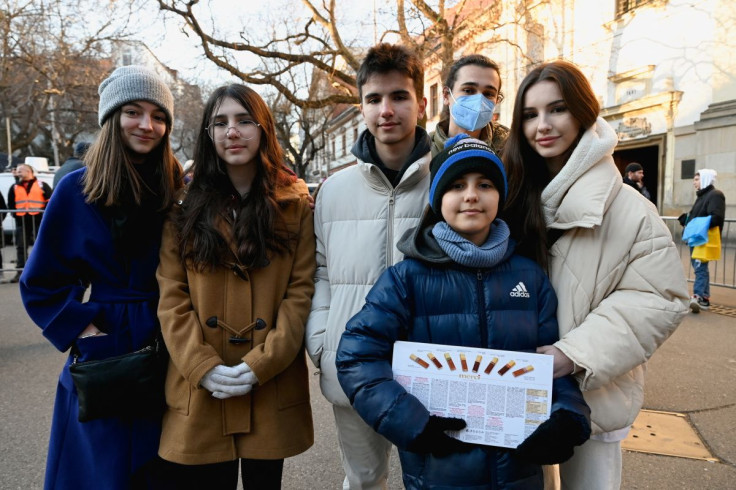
[[397, 205, 515, 265], [430, 124, 451, 157], [697, 169, 716, 189], [397, 205, 450, 264], [351, 127, 430, 170], [541, 117, 621, 230]]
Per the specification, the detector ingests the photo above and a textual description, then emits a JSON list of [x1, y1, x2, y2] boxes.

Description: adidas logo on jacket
[[510, 281, 531, 298]]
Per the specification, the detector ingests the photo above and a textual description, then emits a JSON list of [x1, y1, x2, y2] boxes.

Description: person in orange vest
[[7, 163, 52, 282]]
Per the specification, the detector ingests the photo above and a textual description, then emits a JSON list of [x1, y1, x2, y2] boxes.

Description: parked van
[[24, 156, 50, 171]]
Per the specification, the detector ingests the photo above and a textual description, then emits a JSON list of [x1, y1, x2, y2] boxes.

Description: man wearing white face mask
[[429, 55, 509, 157]]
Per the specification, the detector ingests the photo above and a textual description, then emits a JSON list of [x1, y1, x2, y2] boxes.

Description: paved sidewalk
[[618, 285, 736, 489], [1, 282, 734, 489]]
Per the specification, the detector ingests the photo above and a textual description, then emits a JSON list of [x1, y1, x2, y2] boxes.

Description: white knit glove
[[202, 363, 259, 399], [201, 363, 258, 399]]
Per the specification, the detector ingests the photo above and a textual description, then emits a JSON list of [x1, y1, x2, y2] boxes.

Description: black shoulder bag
[[69, 333, 168, 422]]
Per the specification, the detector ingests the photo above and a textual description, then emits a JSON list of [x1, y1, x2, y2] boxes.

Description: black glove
[[514, 409, 591, 465], [408, 415, 473, 457]]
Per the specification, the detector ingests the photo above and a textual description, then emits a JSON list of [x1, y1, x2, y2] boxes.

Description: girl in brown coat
[[155, 84, 315, 489]]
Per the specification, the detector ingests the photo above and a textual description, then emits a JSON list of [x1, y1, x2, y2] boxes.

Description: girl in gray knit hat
[[19, 65, 182, 489]]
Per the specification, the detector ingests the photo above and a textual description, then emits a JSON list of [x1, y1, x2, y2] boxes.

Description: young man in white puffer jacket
[[306, 43, 431, 489]]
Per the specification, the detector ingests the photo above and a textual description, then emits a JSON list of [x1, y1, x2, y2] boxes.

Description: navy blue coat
[[20, 169, 163, 490], [336, 215, 590, 489]]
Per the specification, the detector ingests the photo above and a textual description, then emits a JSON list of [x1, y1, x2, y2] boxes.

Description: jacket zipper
[[476, 270, 488, 346], [386, 191, 396, 268]]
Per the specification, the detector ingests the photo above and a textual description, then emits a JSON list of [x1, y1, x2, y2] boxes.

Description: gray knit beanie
[[97, 65, 174, 127]]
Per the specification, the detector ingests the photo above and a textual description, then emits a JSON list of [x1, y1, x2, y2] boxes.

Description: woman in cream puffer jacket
[[542, 121, 687, 434], [503, 61, 688, 489]]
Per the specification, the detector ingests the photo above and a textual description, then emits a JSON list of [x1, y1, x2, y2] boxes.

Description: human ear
[[417, 97, 427, 121]]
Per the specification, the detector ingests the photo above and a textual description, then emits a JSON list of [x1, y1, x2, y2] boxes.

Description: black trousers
[[146, 457, 284, 490]]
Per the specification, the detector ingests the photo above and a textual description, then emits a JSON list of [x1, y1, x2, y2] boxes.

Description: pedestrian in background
[[622, 162, 652, 201], [7, 163, 52, 282], [678, 169, 726, 312], [337, 135, 591, 489], [306, 43, 431, 489], [19, 65, 182, 489], [53, 141, 90, 188], [154, 84, 315, 489], [502, 60, 688, 489], [429, 54, 509, 157]]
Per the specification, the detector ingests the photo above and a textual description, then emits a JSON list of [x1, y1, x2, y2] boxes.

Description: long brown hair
[[82, 108, 182, 209], [176, 84, 297, 271], [502, 60, 600, 267]]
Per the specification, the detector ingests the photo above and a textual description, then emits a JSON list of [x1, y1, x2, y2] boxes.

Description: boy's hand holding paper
[[409, 415, 474, 457]]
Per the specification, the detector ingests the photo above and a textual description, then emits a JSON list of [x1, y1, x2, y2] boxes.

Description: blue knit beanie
[[428, 134, 507, 214]]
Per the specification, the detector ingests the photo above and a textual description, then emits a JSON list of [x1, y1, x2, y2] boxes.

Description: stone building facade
[[424, 0, 734, 217]]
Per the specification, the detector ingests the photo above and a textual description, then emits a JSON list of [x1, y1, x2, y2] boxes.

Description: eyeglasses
[[206, 120, 261, 142]]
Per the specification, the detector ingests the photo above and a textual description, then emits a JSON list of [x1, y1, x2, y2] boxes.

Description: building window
[[331, 139, 335, 159], [353, 127, 358, 142], [430, 83, 439, 119], [342, 133, 347, 156], [616, 0, 662, 16], [681, 159, 695, 180]]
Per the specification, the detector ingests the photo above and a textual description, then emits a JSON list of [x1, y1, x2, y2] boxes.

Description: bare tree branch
[[301, 0, 361, 71], [154, 0, 541, 124], [0, 0, 146, 162]]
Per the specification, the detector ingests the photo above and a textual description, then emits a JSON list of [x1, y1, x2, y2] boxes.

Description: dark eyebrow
[[213, 111, 252, 119], [523, 98, 565, 111], [460, 81, 498, 91], [363, 89, 411, 100], [121, 101, 165, 114]]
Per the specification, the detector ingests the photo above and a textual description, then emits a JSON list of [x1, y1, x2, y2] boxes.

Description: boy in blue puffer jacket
[[336, 135, 591, 489]]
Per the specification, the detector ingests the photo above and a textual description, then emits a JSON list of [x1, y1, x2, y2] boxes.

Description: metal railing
[[1, 209, 43, 275], [662, 217, 735, 289], [3, 210, 734, 289]]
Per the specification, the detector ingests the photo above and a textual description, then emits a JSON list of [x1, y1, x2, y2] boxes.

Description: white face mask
[[449, 91, 495, 132]]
